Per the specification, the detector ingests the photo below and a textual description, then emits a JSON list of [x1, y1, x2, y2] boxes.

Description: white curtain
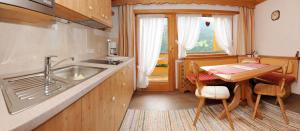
[[177, 15, 202, 58], [137, 15, 166, 88], [214, 15, 234, 55]]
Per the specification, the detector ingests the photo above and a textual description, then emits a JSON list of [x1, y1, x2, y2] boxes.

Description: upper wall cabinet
[[89, 0, 112, 27], [55, 0, 91, 17], [55, 0, 112, 29]]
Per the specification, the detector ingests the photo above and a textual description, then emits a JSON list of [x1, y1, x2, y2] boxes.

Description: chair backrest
[[279, 60, 289, 92], [189, 61, 204, 90]]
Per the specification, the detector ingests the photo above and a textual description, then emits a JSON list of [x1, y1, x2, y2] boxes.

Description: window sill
[[186, 53, 228, 57], [183, 53, 237, 60]]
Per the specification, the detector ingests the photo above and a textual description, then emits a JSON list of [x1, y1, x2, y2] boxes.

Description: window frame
[[185, 15, 234, 56]]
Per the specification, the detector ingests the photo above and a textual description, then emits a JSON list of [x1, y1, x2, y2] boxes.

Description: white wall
[[0, 22, 110, 75], [255, 0, 300, 94]]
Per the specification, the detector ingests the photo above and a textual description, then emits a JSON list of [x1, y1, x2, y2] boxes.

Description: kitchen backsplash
[[0, 22, 111, 75]]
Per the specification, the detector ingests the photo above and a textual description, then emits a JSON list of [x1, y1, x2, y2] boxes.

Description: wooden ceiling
[[112, 0, 266, 8]]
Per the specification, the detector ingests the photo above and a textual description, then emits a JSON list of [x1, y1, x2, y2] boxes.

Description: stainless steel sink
[[1, 65, 106, 114], [82, 59, 123, 65], [53, 65, 106, 81]]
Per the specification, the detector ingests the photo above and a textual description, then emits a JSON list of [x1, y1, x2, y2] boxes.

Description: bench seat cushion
[[186, 72, 219, 84], [257, 72, 296, 85]]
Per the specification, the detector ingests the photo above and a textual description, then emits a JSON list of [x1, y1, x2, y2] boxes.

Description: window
[[160, 22, 168, 54], [186, 17, 225, 54]]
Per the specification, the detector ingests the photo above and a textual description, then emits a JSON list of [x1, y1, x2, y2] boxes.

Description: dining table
[[200, 63, 281, 119]]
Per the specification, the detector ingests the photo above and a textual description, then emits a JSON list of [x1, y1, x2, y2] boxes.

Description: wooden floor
[[129, 91, 300, 114]]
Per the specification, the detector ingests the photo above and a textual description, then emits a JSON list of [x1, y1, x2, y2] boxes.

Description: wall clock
[[271, 10, 280, 21]]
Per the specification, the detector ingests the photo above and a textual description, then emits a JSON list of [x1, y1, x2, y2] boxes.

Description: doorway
[[135, 14, 176, 92]]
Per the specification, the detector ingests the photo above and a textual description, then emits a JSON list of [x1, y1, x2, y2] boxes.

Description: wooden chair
[[252, 62, 289, 124], [190, 61, 234, 129]]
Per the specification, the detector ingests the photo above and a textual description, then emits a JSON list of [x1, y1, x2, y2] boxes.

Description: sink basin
[[1, 65, 106, 114], [82, 59, 123, 65], [53, 65, 106, 81]]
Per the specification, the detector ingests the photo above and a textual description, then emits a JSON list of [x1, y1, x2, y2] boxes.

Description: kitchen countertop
[[0, 57, 134, 131]]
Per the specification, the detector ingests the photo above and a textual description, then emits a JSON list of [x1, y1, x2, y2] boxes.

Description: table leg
[[219, 80, 263, 119], [244, 81, 263, 119], [219, 84, 242, 119]]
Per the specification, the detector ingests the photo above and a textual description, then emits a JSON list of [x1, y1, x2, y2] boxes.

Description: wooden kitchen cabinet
[[55, 0, 91, 17], [35, 61, 134, 131], [82, 65, 134, 131], [81, 78, 115, 131], [88, 0, 112, 27], [34, 99, 82, 131], [55, 0, 112, 27]]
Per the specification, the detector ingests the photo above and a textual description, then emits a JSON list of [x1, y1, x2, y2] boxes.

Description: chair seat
[[195, 86, 230, 99], [254, 83, 285, 97]]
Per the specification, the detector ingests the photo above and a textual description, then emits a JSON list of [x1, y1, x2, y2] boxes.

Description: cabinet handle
[[112, 96, 116, 101], [122, 82, 126, 86], [123, 104, 126, 107], [102, 14, 105, 17], [88, 6, 93, 10]]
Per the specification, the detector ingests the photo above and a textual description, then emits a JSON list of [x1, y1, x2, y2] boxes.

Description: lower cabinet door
[[111, 71, 124, 130], [34, 61, 134, 131], [82, 78, 114, 131], [34, 100, 82, 131]]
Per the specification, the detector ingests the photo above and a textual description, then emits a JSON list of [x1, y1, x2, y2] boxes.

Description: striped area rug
[[120, 101, 300, 131]]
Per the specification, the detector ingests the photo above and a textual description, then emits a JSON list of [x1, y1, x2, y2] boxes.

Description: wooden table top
[[201, 63, 281, 82]]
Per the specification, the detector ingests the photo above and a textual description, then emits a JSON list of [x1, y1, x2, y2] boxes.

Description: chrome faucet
[[44, 56, 74, 94], [44, 56, 75, 80]]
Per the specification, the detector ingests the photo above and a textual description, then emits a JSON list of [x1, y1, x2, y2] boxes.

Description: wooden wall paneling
[[114, 0, 258, 8], [259, 57, 299, 79], [134, 9, 239, 15], [183, 56, 238, 75], [34, 100, 82, 131]]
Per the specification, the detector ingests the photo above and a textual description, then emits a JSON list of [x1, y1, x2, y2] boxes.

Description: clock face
[[271, 10, 280, 21]]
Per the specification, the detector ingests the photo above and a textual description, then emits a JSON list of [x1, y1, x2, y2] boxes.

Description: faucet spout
[[44, 56, 74, 80], [52, 57, 75, 68]]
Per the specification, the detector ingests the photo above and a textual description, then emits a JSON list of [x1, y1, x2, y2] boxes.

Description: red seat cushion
[[257, 72, 296, 85], [186, 72, 219, 84]]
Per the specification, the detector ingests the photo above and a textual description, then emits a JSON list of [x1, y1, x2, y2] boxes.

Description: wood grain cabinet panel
[[55, 0, 91, 17], [56, 0, 112, 27], [82, 78, 116, 131], [34, 61, 134, 131], [34, 100, 82, 131]]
